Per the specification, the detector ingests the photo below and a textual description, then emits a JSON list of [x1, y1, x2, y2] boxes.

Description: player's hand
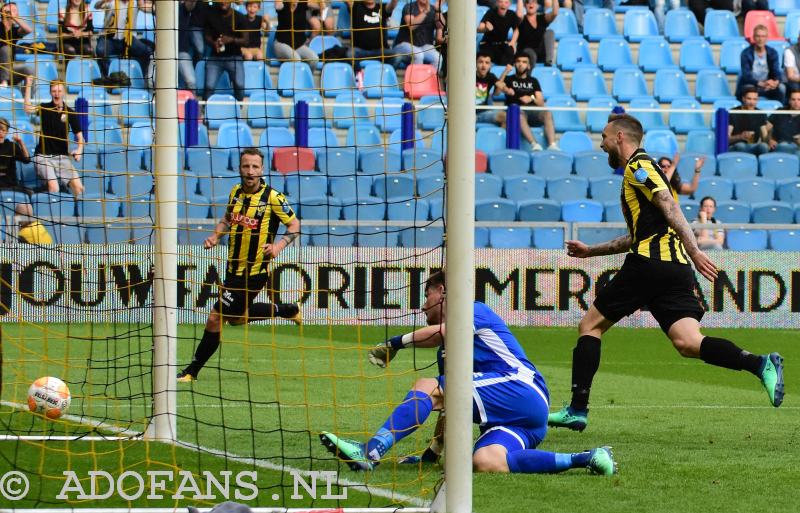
[[204, 234, 219, 249], [484, 21, 493, 32], [565, 239, 591, 258], [263, 242, 284, 258], [368, 343, 399, 368], [690, 250, 718, 282]]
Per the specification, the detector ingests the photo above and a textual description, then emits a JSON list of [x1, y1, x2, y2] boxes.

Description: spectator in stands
[[500, 52, 558, 150], [346, 0, 399, 63], [59, 0, 94, 58], [95, 0, 154, 79], [572, 0, 613, 33], [694, 196, 725, 250], [23, 80, 85, 196], [308, 0, 335, 37], [657, 154, 703, 196], [241, 1, 269, 61], [687, 0, 732, 26], [728, 85, 769, 155], [15, 203, 53, 244], [741, 0, 768, 18], [476, 51, 508, 123], [273, 0, 319, 69], [783, 37, 800, 93], [511, 0, 558, 68], [178, 0, 197, 92], [204, 0, 247, 101], [737, 25, 785, 104], [651, 0, 679, 34], [0, 2, 33, 87], [765, 89, 800, 154], [477, 0, 519, 68], [0, 117, 32, 195], [392, 0, 443, 72], [183, 0, 208, 62]]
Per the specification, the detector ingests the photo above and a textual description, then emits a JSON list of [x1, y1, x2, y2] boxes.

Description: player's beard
[[606, 147, 621, 169]]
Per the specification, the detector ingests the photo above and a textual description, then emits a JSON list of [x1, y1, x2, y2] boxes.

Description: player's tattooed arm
[[279, 217, 301, 247], [587, 234, 632, 256]]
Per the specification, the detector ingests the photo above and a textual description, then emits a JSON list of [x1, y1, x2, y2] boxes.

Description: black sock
[[249, 302, 278, 320], [570, 335, 601, 411], [276, 303, 299, 319], [186, 329, 221, 376], [700, 336, 763, 375]]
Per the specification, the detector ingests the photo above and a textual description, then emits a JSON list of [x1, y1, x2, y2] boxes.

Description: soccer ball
[[27, 377, 71, 419]]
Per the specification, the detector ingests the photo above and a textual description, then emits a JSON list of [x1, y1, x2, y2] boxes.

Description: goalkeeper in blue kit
[[319, 270, 617, 475]]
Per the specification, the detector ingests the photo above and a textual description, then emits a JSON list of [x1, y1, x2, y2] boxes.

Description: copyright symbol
[[0, 471, 30, 501]]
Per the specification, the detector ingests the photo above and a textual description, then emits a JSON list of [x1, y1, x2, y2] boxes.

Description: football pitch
[[1, 323, 797, 513]]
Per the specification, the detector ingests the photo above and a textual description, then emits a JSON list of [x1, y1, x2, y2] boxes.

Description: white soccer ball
[[27, 376, 71, 419]]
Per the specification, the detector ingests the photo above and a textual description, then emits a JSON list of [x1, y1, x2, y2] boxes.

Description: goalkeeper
[[320, 270, 617, 475]]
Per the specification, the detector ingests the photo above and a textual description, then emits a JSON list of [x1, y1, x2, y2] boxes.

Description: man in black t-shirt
[[477, 0, 518, 67], [347, 0, 398, 62], [392, 0, 443, 71], [728, 85, 769, 156], [204, 0, 247, 100], [766, 89, 800, 154], [499, 53, 557, 151], [0, 117, 31, 195], [476, 51, 508, 125]]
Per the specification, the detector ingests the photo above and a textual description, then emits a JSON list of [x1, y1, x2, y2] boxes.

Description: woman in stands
[[59, 0, 94, 57], [657, 154, 704, 197], [510, 0, 558, 67]]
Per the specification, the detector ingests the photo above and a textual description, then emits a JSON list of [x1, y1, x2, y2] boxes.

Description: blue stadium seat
[[310, 225, 357, 247], [517, 198, 562, 221], [389, 128, 424, 155], [504, 175, 546, 200], [679, 198, 700, 220], [79, 86, 112, 120], [630, 97, 668, 131], [308, 35, 343, 61], [32, 192, 77, 218], [734, 178, 776, 203], [664, 9, 700, 42], [65, 59, 101, 93], [637, 36, 674, 72], [206, 93, 239, 130], [284, 173, 328, 199], [562, 199, 603, 221], [489, 149, 530, 177], [559, 131, 593, 155], [550, 9, 579, 40], [346, 124, 382, 147], [717, 152, 758, 179], [292, 92, 329, 128], [704, 9, 740, 43], [769, 229, 800, 250], [589, 176, 622, 202], [695, 178, 734, 201], [475, 198, 517, 221], [643, 129, 678, 155], [85, 223, 133, 244], [532, 67, 567, 98], [685, 130, 716, 155], [679, 37, 716, 72], [578, 226, 629, 245], [785, 10, 800, 42], [767, 41, 789, 69], [119, 89, 151, 127], [373, 174, 416, 200], [258, 126, 295, 151], [247, 90, 289, 129], [476, 126, 507, 154], [623, 9, 659, 42], [715, 201, 751, 223], [475, 174, 504, 200], [375, 97, 405, 133], [547, 95, 584, 132], [360, 149, 402, 174], [777, 178, 800, 203], [277, 61, 315, 97], [556, 35, 593, 70], [178, 122, 210, 148], [570, 66, 609, 101], [574, 151, 613, 177], [357, 226, 400, 248], [362, 64, 404, 99], [333, 91, 370, 129], [403, 149, 444, 175], [531, 150, 573, 178], [242, 60, 273, 97], [318, 148, 358, 176], [597, 37, 634, 71], [216, 121, 253, 149], [108, 58, 146, 91], [759, 153, 799, 180], [654, 69, 691, 103], [727, 229, 768, 250], [583, 8, 618, 41], [341, 195, 386, 220], [695, 68, 732, 103], [604, 201, 625, 221], [547, 176, 589, 201], [400, 226, 444, 248], [202, 172, 240, 198], [418, 95, 447, 130], [586, 96, 617, 132], [321, 62, 356, 98], [669, 97, 705, 134], [134, 10, 155, 42], [710, 99, 742, 128], [329, 175, 373, 198], [532, 227, 565, 248], [307, 127, 341, 150], [177, 194, 211, 220], [298, 196, 342, 221], [489, 227, 532, 248], [184, 148, 229, 178], [719, 38, 750, 74], [418, 174, 444, 196], [387, 199, 430, 221], [756, 98, 784, 113], [612, 66, 648, 101], [78, 194, 121, 218], [751, 201, 793, 223]]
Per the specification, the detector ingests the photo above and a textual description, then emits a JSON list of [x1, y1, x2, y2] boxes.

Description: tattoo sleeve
[[280, 231, 299, 246], [588, 234, 632, 257], [651, 189, 699, 256]]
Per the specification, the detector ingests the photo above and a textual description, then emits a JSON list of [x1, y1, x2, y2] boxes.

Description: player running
[[320, 270, 617, 476], [548, 114, 784, 432], [177, 147, 302, 382]]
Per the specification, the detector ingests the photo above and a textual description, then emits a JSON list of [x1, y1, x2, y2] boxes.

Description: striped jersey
[[225, 180, 296, 277], [620, 148, 689, 264]]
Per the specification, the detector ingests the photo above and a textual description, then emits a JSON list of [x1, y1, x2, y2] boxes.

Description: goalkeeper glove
[[368, 335, 406, 368]]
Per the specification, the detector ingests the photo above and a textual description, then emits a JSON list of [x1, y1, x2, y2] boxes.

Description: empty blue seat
[[575, 151, 613, 177], [109, 58, 146, 91], [719, 38, 750, 74], [570, 66, 609, 101], [643, 129, 679, 155], [357, 226, 400, 247], [333, 91, 370, 129], [679, 198, 700, 220], [206, 93, 239, 130], [678, 152, 716, 178], [759, 153, 799, 180], [418, 174, 445, 195], [550, 9, 579, 40], [389, 128, 424, 155], [403, 149, 444, 175], [727, 229, 768, 250], [65, 59, 101, 93], [311, 225, 357, 247], [259, 126, 295, 150], [785, 10, 800, 42], [695, 178, 734, 201], [488, 149, 530, 177], [341, 196, 385, 220], [654, 69, 691, 103], [400, 226, 444, 248], [669, 97, 705, 134], [346, 123, 382, 147], [664, 9, 700, 42], [717, 152, 758, 179], [293, 92, 329, 128], [751, 201, 793, 223], [597, 37, 634, 71], [695, 68, 732, 103], [578, 226, 629, 245], [476, 126, 507, 154], [735, 178, 776, 202], [547, 95, 585, 132], [556, 35, 593, 70], [489, 227, 532, 248], [518, 199, 561, 221], [296, 196, 341, 221], [767, 41, 789, 69], [475, 198, 517, 221], [85, 223, 132, 244], [387, 199, 430, 221], [586, 96, 617, 132], [630, 97, 668, 131], [374, 174, 416, 200], [769, 229, 800, 250], [612, 66, 648, 101], [589, 176, 622, 201], [562, 199, 603, 221], [119, 89, 151, 127], [547, 176, 589, 201], [185, 148, 229, 177], [532, 150, 573, 178], [321, 62, 356, 98], [704, 9, 740, 43], [475, 174, 504, 200], [559, 131, 593, 154], [623, 9, 659, 42], [307, 127, 341, 150], [504, 175, 546, 200], [247, 90, 289, 129], [777, 178, 800, 203], [362, 64, 404, 99], [318, 148, 358, 176], [243, 60, 272, 97], [715, 201, 751, 223], [583, 8, 618, 41], [375, 97, 405, 133], [679, 37, 716, 72], [685, 130, 716, 155], [637, 36, 674, 72], [329, 175, 373, 198], [177, 194, 211, 220], [360, 149, 402, 174], [532, 227, 565, 248], [216, 121, 253, 149], [284, 173, 328, 199], [32, 192, 77, 217], [604, 201, 625, 221], [78, 194, 121, 218], [418, 95, 447, 130], [532, 67, 567, 98], [277, 61, 315, 96]]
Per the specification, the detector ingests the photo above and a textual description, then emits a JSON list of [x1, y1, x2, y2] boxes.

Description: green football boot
[[547, 405, 588, 431], [319, 432, 374, 471], [759, 353, 785, 407], [587, 446, 617, 476]]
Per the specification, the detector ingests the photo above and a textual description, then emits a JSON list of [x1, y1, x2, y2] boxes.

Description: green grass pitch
[[1, 323, 797, 512]]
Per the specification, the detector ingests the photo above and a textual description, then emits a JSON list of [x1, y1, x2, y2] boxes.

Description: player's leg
[[227, 274, 302, 326], [177, 307, 223, 381]]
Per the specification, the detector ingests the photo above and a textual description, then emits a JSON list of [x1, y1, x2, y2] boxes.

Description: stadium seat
[[574, 151, 612, 177], [756, 98, 784, 113], [357, 226, 400, 248], [489, 227, 532, 248], [488, 149, 530, 177], [654, 69, 691, 103], [556, 35, 593, 70], [332, 91, 370, 129], [704, 9, 740, 43], [177, 194, 211, 220], [768, 41, 789, 70], [296, 196, 341, 221], [247, 90, 289, 129], [78, 193, 121, 219], [318, 148, 358, 176], [185, 148, 229, 178], [664, 9, 700, 42], [518, 198, 563, 221], [642, 129, 679, 155], [604, 201, 625, 221], [475, 174, 504, 200], [759, 153, 799, 180], [785, 10, 800, 42], [399, 226, 444, 248], [284, 173, 328, 199], [777, 179, 800, 203], [80, 86, 112, 120], [85, 223, 133, 244], [258, 126, 295, 151], [550, 9, 579, 40], [685, 130, 716, 155], [119, 89, 151, 127], [418, 174, 445, 196], [719, 38, 750, 74], [679, 198, 700, 220], [586, 96, 617, 132], [695, 68, 732, 104], [329, 175, 373, 198], [31, 192, 76, 218], [743, 10, 782, 42], [669, 97, 705, 134], [307, 127, 341, 150], [695, 178, 734, 201], [637, 36, 674, 72], [769, 229, 800, 250], [373, 174, 416, 200], [476, 126, 507, 154], [417, 98, 447, 133], [597, 37, 634, 71], [735, 178, 776, 203], [387, 198, 430, 221], [531, 150, 573, 178], [547, 95, 584, 132], [677, 150, 716, 177], [243, 60, 272, 97], [504, 175, 546, 201], [374, 97, 405, 133], [216, 121, 253, 149], [362, 64, 405, 99], [715, 201, 751, 223], [751, 201, 794, 223], [273, 147, 316, 173], [475, 198, 517, 221], [629, 97, 669, 131], [612, 66, 648, 101], [292, 92, 329, 128], [404, 64, 444, 99], [346, 124, 381, 147], [583, 8, 618, 41], [321, 62, 356, 98], [532, 67, 567, 98], [562, 199, 603, 221], [570, 66, 609, 101], [134, 10, 155, 41], [307, 36, 342, 69], [277, 61, 315, 97], [710, 99, 742, 129], [476, 150, 488, 173], [341, 196, 386, 221], [547, 176, 589, 201], [360, 149, 402, 174], [578, 226, 628, 245], [532, 227, 565, 248], [559, 131, 593, 154], [403, 149, 444, 175], [389, 128, 424, 155], [623, 9, 659, 42], [206, 93, 239, 130], [589, 176, 623, 202], [679, 37, 716, 72], [65, 59, 101, 93], [310, 225, 357, 247], [717, 152, 758, 179], [727, 229, 768, 250]]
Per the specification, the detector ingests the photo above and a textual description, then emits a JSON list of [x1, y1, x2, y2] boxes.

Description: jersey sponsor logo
[[231, 212, 260, 229], [280, 198, 293, 215], [634, 168, 649, 183]]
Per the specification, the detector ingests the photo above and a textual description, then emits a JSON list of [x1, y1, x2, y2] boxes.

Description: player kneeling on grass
[[320, 270, 617, 476], [177, 148, 302, 382]]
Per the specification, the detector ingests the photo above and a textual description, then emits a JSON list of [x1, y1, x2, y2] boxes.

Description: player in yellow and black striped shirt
[[178, 148, 302, 382], [547, 114, 784, 430]]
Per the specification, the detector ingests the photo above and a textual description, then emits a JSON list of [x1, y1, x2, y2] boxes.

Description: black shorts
[[524, 110, 545, 127], [593, 253, 704, 333], [215, 272, 270, 318]]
